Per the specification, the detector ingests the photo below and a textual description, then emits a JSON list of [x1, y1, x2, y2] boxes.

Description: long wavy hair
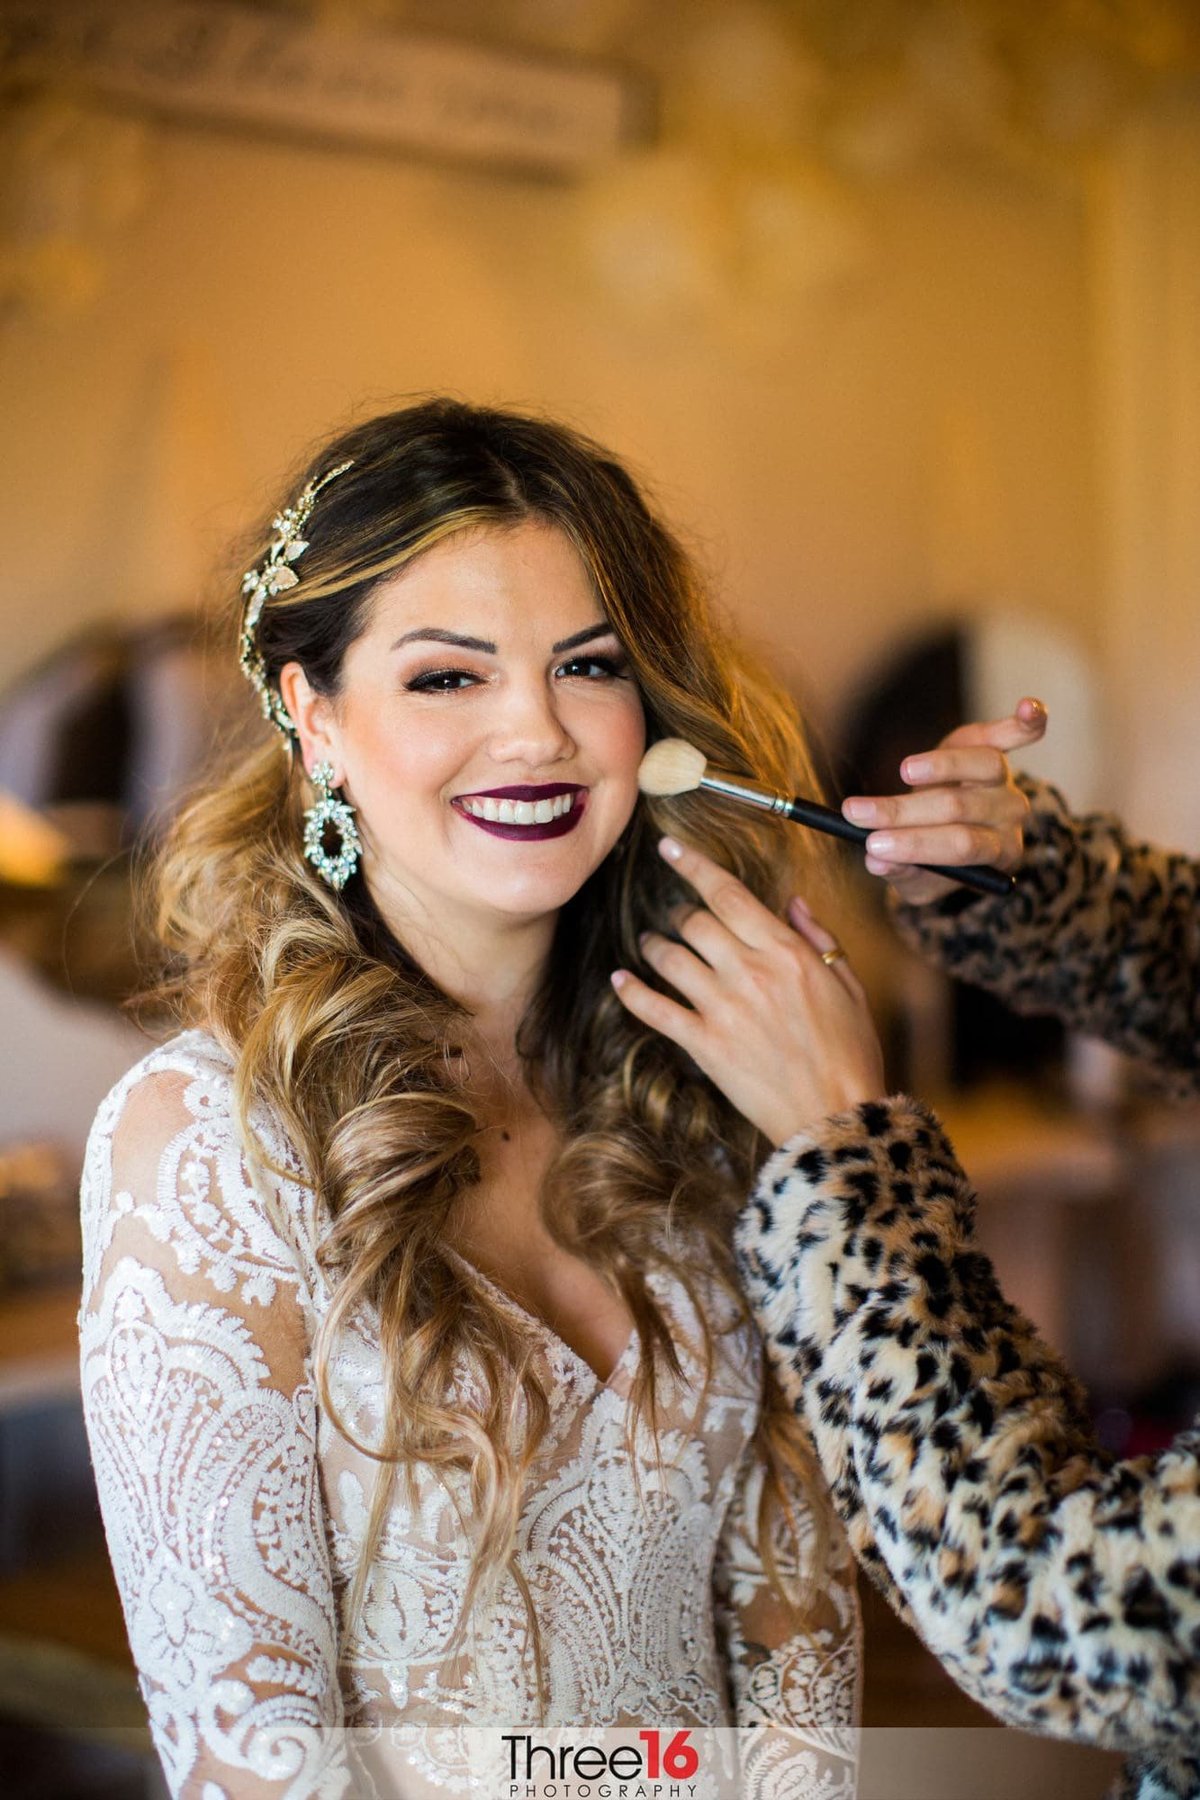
[[152, 398, 837, 1684]]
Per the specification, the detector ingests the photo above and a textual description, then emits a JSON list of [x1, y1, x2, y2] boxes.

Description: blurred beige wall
[[1092, 95, 1200, 843], [1, 69, 1196, 833], [0, 126, 1095, 683]]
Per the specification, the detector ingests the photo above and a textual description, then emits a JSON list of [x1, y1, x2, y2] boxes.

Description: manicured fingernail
[[789, 893, 811, 913], [659, 835, 683, 861], [902, 757, 931, 781], [843, 798, 876, 823], [866, 832, 896, 855], [611, 970, 630, 990]]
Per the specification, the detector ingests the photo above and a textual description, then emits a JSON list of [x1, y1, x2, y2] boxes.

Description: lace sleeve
[[79, 1050, 353, 1799], [713, 1438, 862, 1799]]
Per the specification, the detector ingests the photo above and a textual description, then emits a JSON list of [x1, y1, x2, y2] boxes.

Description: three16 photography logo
[[503, 1728, 704, 1798]]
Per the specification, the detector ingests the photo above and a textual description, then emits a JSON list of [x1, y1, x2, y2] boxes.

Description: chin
[[477, 859, 608, 918], [483, 880, 590, 919]]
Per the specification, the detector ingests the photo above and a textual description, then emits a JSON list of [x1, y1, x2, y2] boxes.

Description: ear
[[279, 662, 342, 781]]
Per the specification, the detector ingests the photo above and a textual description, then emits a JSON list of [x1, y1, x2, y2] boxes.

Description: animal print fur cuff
[[889, 773, 1084, 977], [890, 774, 1200, 1091], [738, 1097, 1200, 1796], [736, 1093, 1092, 1618]]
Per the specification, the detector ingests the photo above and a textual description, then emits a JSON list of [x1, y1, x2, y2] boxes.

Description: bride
[[79, 398, 861, 1798]]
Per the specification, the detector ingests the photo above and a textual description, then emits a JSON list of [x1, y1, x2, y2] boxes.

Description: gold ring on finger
[[821, 946, 848, 968]]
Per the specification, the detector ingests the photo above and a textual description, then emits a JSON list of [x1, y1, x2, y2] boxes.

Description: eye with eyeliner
[[404, 651, 630, 694], [555, 652, 630, 681], [404, 667, 480, 693]]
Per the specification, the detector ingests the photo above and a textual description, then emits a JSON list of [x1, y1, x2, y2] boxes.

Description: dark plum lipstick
[[452, 783, 586, 842]]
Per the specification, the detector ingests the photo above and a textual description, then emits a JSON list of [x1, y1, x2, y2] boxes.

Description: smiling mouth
[[452, 785, 586, 840]]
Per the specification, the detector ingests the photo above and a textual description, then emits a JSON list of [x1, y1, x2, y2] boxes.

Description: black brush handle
[[783, 795, 1014, 898]]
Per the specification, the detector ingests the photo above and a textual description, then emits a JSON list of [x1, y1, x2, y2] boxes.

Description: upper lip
[[454, 783, 585, 801]]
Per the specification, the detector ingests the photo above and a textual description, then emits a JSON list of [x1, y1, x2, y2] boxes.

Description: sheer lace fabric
[[80, 1031, 860, 1798]]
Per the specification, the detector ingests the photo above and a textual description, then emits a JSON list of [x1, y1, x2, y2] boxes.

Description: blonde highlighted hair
[[152, 399, 835, 1682]]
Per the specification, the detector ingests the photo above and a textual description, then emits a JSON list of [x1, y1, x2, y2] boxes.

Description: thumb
[[941, 696, 1048, 753]]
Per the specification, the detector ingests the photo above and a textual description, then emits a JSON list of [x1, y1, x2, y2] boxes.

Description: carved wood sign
[[0, 1, 649, 178]]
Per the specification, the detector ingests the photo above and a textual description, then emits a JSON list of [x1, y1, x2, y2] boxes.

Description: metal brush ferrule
[[698, 772, 789, 815]]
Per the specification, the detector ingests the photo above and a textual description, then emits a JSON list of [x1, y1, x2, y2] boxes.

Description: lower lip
[[452, 798, 586, 842]]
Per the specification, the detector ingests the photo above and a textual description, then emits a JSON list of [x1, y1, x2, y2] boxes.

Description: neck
[[365, 871, 555, 1086]]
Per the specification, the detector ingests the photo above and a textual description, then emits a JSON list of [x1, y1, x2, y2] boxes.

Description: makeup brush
[[638, 739, 1014, 898]]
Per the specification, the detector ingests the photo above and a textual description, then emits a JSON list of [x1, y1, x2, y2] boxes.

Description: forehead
[[364, 518, 606, 638]]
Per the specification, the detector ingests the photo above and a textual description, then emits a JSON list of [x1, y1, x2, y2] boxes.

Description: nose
[[487, 674, 576, 769]]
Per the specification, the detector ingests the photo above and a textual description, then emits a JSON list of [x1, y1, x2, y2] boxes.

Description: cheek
[[342, 713, 459, 811], [597, 691, 647, 777]]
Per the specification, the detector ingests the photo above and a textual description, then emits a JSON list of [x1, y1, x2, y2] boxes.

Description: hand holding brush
[[641, 741, 1014, 899], [843, 697, 1048, 903]]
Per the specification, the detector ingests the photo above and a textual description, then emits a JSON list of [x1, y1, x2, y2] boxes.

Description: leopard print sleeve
[[735, 1097, 1200, 1795], [891, 775, 1200, 1095]]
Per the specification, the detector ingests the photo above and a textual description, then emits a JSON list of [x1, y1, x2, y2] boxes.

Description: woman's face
[[284, 519, 646, 940]]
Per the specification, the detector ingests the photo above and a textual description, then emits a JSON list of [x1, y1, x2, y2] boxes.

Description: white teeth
[[461, 791, 578, 825]]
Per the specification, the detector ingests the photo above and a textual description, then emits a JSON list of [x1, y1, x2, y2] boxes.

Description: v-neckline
[[443, 1245, 640, 1392]]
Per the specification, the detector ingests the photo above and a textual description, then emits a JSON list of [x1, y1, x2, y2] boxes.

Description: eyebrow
[[390, 623, 617, 655]]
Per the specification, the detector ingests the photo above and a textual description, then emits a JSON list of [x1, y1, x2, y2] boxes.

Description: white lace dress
[[79, 1030, 860, 1799]]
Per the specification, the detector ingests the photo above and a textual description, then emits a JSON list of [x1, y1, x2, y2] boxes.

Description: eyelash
[[405, 655, 629, 694]]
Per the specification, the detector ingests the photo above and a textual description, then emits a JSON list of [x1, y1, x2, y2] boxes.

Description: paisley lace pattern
[[80, 1030, 860, 1798]]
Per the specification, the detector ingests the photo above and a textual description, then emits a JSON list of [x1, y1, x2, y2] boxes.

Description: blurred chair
[[0, 614, 247, 860], [0, 948, 148, 1166], [0, 617, 245, 1794], [839, 609, 1108, 1093]]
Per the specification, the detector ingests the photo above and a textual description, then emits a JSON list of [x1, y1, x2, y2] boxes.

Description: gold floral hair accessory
[[238, 458, 354, 737]]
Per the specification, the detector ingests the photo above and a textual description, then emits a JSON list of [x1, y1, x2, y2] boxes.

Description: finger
[[786, 898, 865, 1000], [937, 699, 1047, 753], [863, 823, 1005, 868], [784, 893, 836, 952], [610, 968, 702, 1053], [881, 704, 1045, 771], [863, 853, 954, 902], [667, 903, 744, 974], [843, 780, 1024, 832], [899, 746, 1013, 787], [638, 929, 722, 1011], [863, 852, 916, 880], [658, 836, 786, 952]]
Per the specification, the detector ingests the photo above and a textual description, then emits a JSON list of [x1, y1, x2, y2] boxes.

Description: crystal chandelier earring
[[303, 761, 361, 891]]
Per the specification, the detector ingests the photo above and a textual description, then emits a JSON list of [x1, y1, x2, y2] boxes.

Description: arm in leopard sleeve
[[735, 1095, 1200, 1782], [891, 774, 1200, 1094]]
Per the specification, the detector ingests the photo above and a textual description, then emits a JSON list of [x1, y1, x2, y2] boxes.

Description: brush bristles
[[637, 738, 708, 796]]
